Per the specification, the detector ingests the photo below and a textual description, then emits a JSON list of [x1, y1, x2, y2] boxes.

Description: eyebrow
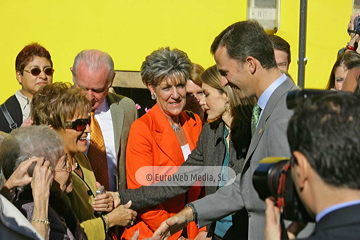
[[218, 69, 227, 76], [77, 83, 105, 92]]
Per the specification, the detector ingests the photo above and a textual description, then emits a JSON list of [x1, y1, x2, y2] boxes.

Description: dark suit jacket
[[191, 77, 297, 240], [0, 95, 23, 133], [297, 204, 360, 240], [106, 92, 137, 190]]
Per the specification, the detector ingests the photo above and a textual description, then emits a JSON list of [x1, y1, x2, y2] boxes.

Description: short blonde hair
[[31, 82, 91, 130]]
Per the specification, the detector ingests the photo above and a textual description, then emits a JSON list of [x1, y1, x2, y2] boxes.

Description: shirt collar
[[94, 97, 109, 114], [257, 73, 287, 111], [316, 200, 360, 222]]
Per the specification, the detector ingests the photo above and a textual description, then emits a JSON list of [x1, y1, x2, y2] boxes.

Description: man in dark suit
[[265, 91, 360, 240], [153, 20, 311, 240], [71, 49, 137, 191]]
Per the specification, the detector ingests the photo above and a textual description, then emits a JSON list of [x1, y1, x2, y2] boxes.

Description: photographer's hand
[[265, 198, 281, 240], [347, 13, 360, 49]]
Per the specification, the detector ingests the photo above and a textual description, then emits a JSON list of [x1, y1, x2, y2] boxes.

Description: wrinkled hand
[[265, 198, 281, 240], [153, 207, 193, 240], [31, 158, 53, 203], [21, 117, 33, 127], [3, 157, 41, 190], [107, 200, 137, 227]]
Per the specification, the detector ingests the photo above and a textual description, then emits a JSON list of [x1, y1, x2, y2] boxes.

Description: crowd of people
[[1, 12, 360, 240]]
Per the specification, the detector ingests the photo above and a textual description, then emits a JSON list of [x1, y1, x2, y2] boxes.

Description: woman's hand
[[31, 157, 53, 200], [2, 156, 40, 195], [107, 200, 137, 227], [30, 157, 53, 240], [93, 191, 115, 212]]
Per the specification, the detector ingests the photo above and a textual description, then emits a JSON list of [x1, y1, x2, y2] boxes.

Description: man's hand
[[265, 198, 281, 240], [153, 206, 194, 240]]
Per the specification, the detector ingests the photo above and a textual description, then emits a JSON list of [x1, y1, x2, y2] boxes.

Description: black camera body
[[348, 15, 360, 35], [252, 89, 333, 223], [253, 157, 313, 222], [354, 16, 360, 34]]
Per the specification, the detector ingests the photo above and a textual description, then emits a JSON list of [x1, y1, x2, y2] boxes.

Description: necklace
[[171, 123, 181, 132]]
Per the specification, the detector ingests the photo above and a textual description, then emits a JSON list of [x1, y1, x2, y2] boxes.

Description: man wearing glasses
[[0, 43, 54, 133], [71, 49, 137, 192]]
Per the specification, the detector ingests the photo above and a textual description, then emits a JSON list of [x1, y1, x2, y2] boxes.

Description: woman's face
[[200, 83, 228, 121], [150, 77, 186, 117], [334, 64, 348, 90], [16, 56, 53, 99], [59, 113, 90, 156], [184, 79, 205, 112], [52, 153, 73, 195]]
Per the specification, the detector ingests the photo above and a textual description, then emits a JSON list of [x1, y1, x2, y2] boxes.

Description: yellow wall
[[0, 0, 353, 103]]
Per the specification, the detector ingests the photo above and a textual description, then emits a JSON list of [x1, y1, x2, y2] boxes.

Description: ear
[[245, 56, 257, 75], [109, 72, 115, 88], [16, 71, 22, 84], [223, 93, 229, 102], [293, 151, 310, 191], [147, 83, 155, 94]]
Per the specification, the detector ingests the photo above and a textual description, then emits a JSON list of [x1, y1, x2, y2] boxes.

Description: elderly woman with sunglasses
[[1, 125, 87, 240], [0, 43, 54, 133], [31, 82, 137, 240]]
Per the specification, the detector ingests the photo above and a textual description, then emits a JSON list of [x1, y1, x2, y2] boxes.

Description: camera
[[348, 15, 360, 35], [252, 89, 333, 222], [253, 157, 313, 222]]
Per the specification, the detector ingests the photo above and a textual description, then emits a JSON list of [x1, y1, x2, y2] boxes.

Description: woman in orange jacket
[[122, 47, 203, 240]]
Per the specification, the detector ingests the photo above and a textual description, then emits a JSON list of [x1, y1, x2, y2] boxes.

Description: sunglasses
[[24, 67, 55, 76], [65, 117, 91, 131]]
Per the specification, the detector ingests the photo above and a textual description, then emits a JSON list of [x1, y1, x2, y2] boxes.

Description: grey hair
[[140, 47, 192, 88], [71, 49, 115, 85], [0, 125, 64, 183]]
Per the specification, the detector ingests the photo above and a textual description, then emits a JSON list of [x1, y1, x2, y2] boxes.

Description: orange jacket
[[122, 104, 203, 240]]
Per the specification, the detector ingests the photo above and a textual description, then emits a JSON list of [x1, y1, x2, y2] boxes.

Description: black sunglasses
[[24, 67, 54, 76], [65, 117, 91, 131]]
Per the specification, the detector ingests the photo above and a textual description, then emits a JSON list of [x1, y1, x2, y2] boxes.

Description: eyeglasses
[[24, 67, 55, 76], [54, 153, 72, 173], [65, 117, 91, 131]]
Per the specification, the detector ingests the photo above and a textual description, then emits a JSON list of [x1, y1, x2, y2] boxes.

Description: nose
[[84, 89, 95, 101], [220, 76, 228, 87], [199, 94, 206, 106], [38, 69, 47, 79], [85, 122, 91, 133], [171, 86, 180, 98]]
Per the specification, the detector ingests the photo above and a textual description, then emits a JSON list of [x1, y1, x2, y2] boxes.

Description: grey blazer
[[107, 93, 138, 190], [191, 77, 296, 240], [119, 119, 250, 208]]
